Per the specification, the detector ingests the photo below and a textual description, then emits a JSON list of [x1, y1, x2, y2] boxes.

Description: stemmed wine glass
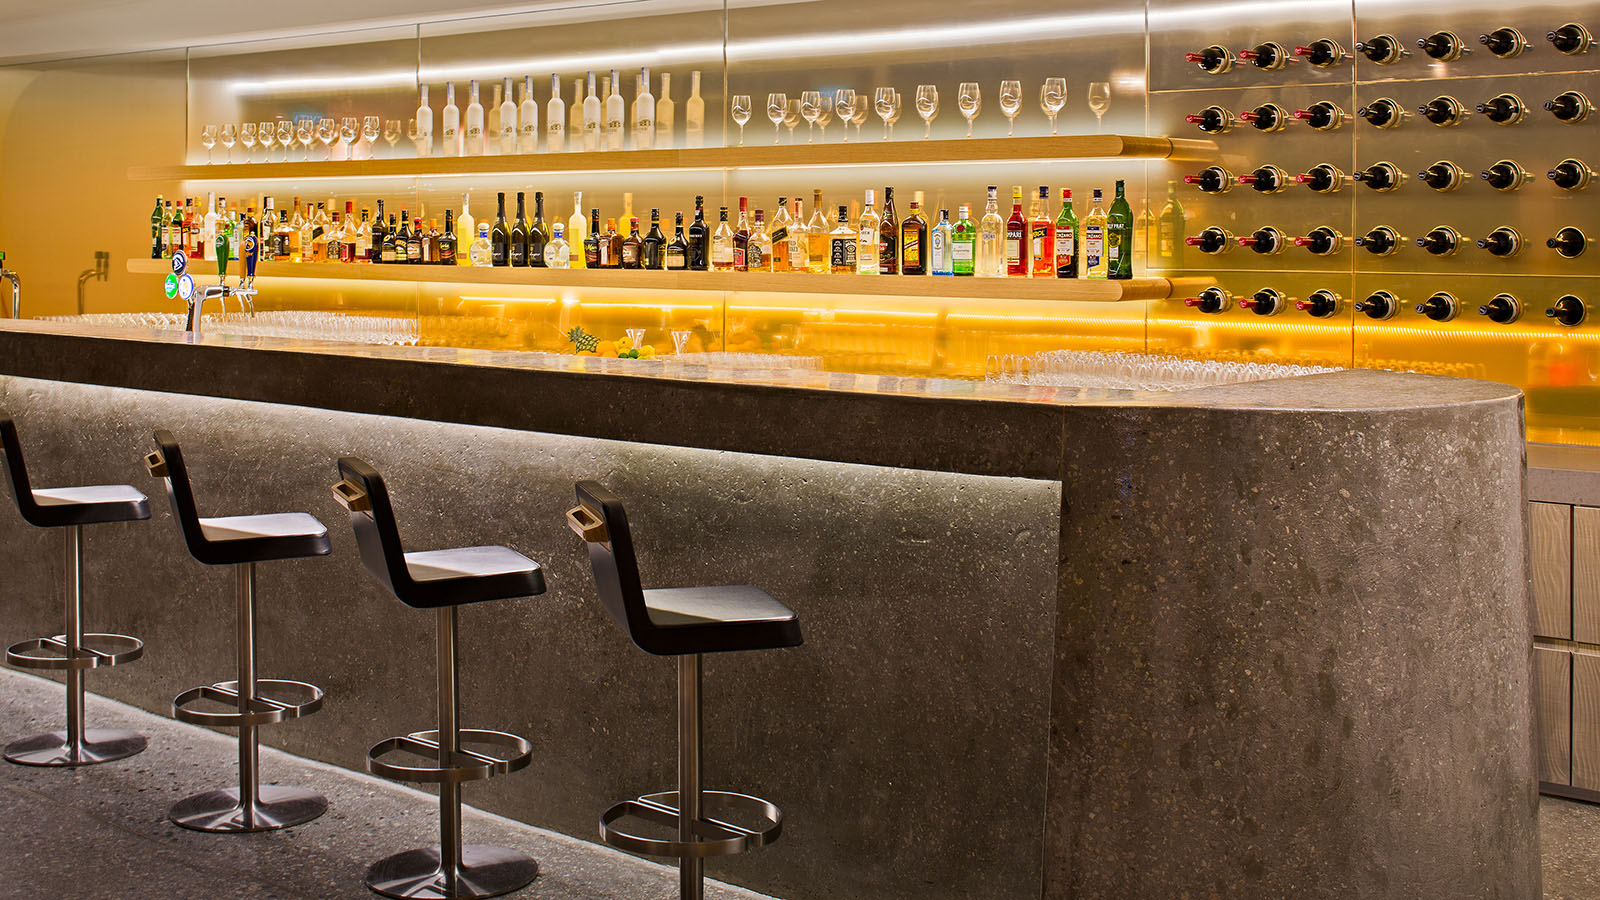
[[383, 119, 402, 156], [731, 94, 752, 145], [200, 124, 217, 163], [317, 117, 337, 160], [874, 87, 899, 140], [958, 82, 981, 137], [783, 98, 802, 142], [219, 123, 237, 163], [833, 89, 856, 142], [800, 91, 822, 143], [1041, 77, 1067, 135], [361, 115, 380, 159], [257, 120, 276, 161], [240, 122, 258, 161], [766, 92, 787, 144], [1087, 82, 1111, 131], [815, 95, 833, 142], [998, 80, 1022, 136], [296, 116, 315, 161], [850, 96, 869, 138], [277, 120, 294, 162], [915, 84, 938, 139], [406, 118, 420, 156], [338, 116, 358, 161]]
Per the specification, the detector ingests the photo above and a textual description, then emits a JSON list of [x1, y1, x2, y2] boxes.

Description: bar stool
[[145, 429, 330, 833], [0, 414, 149, 767], [333, 457, 543, 900], [566, 481, 801, 900]]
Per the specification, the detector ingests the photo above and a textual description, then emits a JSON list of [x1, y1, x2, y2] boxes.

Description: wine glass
[[339, 116, 358, 160], [800, 91, 822, 143], [257, 120, 276, 161], [874, 87, 898, 140], [1088, 82, 1111, 131], [361, 115, 380, 159], [833, 89, 856, 142], [783, 98, 801, 142], [731, 94, 752, 146], [766, 92, 787, 144], [1041, 77, 1067, 135], [815, 95, 833, 142], [958, 82, 981, 137], [998, 80, 1022, 136], [915, 84, 938, 139], [200, 124, 217, 163], [406, 117, 420, 155], [239, 122, 257, 161], [317, 118, 337, 160], [276, 120, 294, 161], [220, 123, 237, 163], [850, 95, 869, 138], [296, 116, 315, 160], [383, 119, 402, 156]]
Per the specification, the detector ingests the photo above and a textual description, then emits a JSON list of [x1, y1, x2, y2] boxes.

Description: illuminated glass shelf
[[126, 258, 1180, 302], [125, 135, 1217, 182]]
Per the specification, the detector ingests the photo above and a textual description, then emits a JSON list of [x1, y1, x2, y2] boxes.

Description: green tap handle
[[215, 233, 229, 282]]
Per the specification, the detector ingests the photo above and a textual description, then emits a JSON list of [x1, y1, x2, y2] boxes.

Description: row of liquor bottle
[[150, 182, 1178, 278], [1185, 26, 1596, 73], [1182, 285, 1590, 327], [1191, 224, 1588, 258], [1187, 93, 1594, 135], [1186, 159, 1598, 194]]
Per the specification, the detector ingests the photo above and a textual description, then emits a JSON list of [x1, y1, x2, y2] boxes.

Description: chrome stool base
[[3, 728, 147, 767], [170, 784, 328, 833], [366, 845, 539, 900]]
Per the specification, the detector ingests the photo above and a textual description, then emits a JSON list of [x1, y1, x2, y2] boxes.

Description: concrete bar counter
[[0, 320, 1536, 899]]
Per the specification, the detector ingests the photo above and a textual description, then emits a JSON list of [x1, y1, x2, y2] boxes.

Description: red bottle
[[1004, 185, 1027, 275]]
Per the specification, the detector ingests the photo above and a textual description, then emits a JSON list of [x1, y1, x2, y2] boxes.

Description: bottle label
[[467, 126, 482, 139], [510, 243, 525, 266], [902, 232, 920, 267], [831, 237, 857, 269], [606, 119, 622, 132], [747, 244, 764, 269], [712, 244, 733, 266], [1085, 224, 1105, 269], [549, 123, 564, 134], [879, 235, 897, 272], [930, 230, 948, 271], [622, 243, 639, 266], [951, 239, 974, 262], [1004, 232, 1022, 266], [771, 226, 788, 242], [666, 246, 687, 269], [733, 246, 746, 268], [1031, 226, 1048, 259], [1107, 230, 1122, 266]]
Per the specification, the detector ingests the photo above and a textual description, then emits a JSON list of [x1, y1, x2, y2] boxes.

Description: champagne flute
[[361, 115, 380, 159], [783, 98, 801, 142], [276, 120, 294, 161], [257, 120, 276, 161], [1087, 82, 1111, 131], [833, 88, 856, 142], [766, 92, 787, 144], [296, 116, 315, 160], [731, 94, 752, 146], [999, 80, 1022, 136], [874, 87, 896, 140], [219, 123, 237, 163], [200, 124, 217, 163], [1041, 77, 1067, 135], [957, 82, 981, 137], [383, 119, 402, 156], [815, 95, 833, 142], [915, 84, 938, 139], [239, 122, 257, 161], [800, 90, 821, 143]]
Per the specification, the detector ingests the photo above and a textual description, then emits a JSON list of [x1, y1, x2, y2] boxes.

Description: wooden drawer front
[[1532, 502, 1573, 640]]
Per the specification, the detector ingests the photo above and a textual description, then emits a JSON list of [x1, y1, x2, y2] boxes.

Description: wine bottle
[[510, 192, 529, 266], [528, 192, 548, 267], [491, 192, 510, 267]]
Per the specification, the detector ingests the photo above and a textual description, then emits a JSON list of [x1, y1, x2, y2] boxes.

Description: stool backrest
[[333, 457, 415, 600], [0, 414, 45, 526], [145, 430, 217, 563], [569, 481, 656, 651]]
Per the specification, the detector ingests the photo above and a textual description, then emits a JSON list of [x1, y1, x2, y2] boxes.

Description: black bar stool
[[0, 414, 149, 767], [566, 481, 801, 900], [333, 457, 543, 900], [145, 430, 330, 833]]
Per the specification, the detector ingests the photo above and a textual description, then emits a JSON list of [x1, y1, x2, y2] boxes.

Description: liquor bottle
[[285, 197, 303, 262], [584, 209, 602, 267], [170, 201, 186, 260], [547, 74, 566, 152], [150, 196, 164, 258], [803, 193, 825, 273], [582, 71, 602, 151], [634, 68, 655, 150], [409, 217, 425, 264], [529, 192, 548, 267], [338, 201, 354, 261], [382, 214, 399, 263], [643, 208, 666, 268], [878, 187, 899, 275], [856, 189, 881, 275], [442, 82, 460, 157], [656, 72, 675, 149], [371, 199, 387, 265], [392, 212, 410, 264], [621, 217, 643, 268], [417, 85, 434, 157], [688, 196, 709, 269], [1156, 182, 1185, 268], [1029, 186, 1054, 277], [493, 78, 515, 154], [426, 218, 442, 264], [733, 197, 751, 270], [930, 209, 953, 275], [748, 209, 770, 271], [1054, 189, 1079, 278], [686, 70, 706, 147], [491, 192, 510, 266], [158, 200, 173, 258], [272, 209, 294, 261], [901, 195, 928, 275], [201, 191, 219, 260], [978, 186, 1003, 277], [951, 205, 976, 276], [1004, 186, 1026, 276], [470, 223, 492, 266], [356, 208, 373, 262], [544, 222, 570, 267], [570, 78, 584, 136], [519, 76, 539, 153], [768, 197, 792, 272], [1084, 189, 1108, 278], [666, 212, 689, 269], [822, 205, 853, 273], [455, 195, 474, 266], [605, 68, 625, 150], [509, 192, 529, 266], [322, 209, 340, 262], [711, 207, 736, 270], [568, 192, 588, 268], [308, 202, 327, 262], [183, 199, 200, 259], [465, 80, 485, 156], [622, 191, 634, 226], [487, 80, 501, 149], [1107, 180, 1134, 279], [604, 216, 623, 268]]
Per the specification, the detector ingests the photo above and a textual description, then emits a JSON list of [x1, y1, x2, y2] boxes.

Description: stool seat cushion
[[29, 484, 151, 526], [394, 545, 545, 608], [196, 512, 332, 563], [640, 585, 802, 655]]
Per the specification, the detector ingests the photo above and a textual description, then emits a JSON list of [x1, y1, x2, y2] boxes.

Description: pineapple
[[566, 326, 599, 353]]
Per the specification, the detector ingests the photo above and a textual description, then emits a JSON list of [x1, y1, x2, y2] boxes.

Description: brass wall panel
[[1578, 505, 1600, 643], [1537, 644, 1574, 784]]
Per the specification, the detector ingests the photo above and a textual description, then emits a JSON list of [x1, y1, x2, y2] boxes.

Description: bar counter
[[0, 320, 1537, 899]]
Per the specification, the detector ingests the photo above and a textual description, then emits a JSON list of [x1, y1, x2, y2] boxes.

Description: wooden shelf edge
[[126, 134, 1216, 182], [126, 258, 1170, 302]]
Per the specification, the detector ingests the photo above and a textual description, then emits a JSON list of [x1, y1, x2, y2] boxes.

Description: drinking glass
[[783, 99, 801, 142], [239, 122, 257, 160], [850, 95, 869, 137], [361, 115, 380, 158], [815, 95, 833, 142], [257, 120, 276, 161], [406, 117, 420, 155], [383, 119, 402, 155], [800, 91, 822, 142], [1088, 82, 1111, 131], [277, 120, 294, 161], [199, 124, 217, 163], [317, 118, 337, 160], [766, 92, 787, 144], [339, 116, 358, 160], [998, 80, 1022, 136], [219, 123, 237, 163], [671, 329, 692, 354], [833, 89, 856, 142], [874, 87, 898, 140], [731, 94, 752, 145], [915, 84, 938, 139], [296, 116, 315, 160], [1041, 77, 1067, 135], [957, 83, 981, 137]]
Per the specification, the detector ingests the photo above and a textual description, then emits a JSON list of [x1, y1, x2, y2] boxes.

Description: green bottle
[[1107, 179, 1134, 280], [1053, 188, 1079, 278], [150, 195, 164, 259], [951, 203, 977, 276]]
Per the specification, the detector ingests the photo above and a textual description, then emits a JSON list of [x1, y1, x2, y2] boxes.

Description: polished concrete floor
[[0, 667, 772, 900]]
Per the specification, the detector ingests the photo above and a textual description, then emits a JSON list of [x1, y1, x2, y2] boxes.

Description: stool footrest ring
[[172, 679, 323, 727], [600, 790, 782, 859], [366, 728, 533, 785], [6, 633, 143, 670]]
